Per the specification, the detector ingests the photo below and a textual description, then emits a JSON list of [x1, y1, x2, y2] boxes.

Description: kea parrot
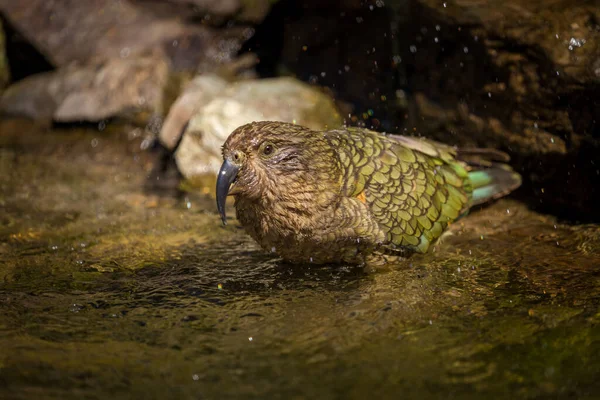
[[216, 121, 521, 265]]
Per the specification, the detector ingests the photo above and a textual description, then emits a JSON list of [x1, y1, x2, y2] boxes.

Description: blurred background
[[0, 0, 600, 220], [0, 0, 598, 221]]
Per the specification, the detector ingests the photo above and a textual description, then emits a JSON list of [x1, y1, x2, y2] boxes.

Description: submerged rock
[[162, 75, 342, 182], [0, 51, 169, 123]]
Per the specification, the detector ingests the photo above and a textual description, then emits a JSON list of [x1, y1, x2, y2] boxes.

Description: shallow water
[[1, 120, 599, 399]]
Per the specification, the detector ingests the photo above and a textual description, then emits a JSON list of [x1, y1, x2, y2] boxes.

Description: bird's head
[[216, 121, 337, 225]]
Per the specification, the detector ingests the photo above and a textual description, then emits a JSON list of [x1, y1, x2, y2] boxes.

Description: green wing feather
[[325, 128, 520, 254], [376, 134, 473, 253], [327, 129, 471, 253]]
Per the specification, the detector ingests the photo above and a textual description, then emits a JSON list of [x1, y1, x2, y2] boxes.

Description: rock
[[159, 53, 259, 149], [0, 51, 169, 123], [396, 0, 600, 220], [136, 0, 242, 17], [167, 75, 342, 181], [0, 0, 255, 72], [159, 74, 229, 150], [131, 0, 273, 22], [0, 19, 9, 90]]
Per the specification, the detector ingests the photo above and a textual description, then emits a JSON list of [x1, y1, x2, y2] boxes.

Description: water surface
[[1, 120, 599, 399]]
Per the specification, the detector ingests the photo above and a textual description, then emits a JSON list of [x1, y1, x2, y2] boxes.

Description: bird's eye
[[263, 144, 274, 156]]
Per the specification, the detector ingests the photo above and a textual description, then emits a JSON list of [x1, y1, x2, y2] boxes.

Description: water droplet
[[435, 24, 441, 31], [192, 374, 199, 381], [186, 201, 192, 209], [91, 138, 99, 148], [487, 92, 492, 98], [120, 47, 131, 58], [320, 72, 326, 77], [409, 45, 417, 53], [344, 65, 350, 72], [140, 137, 153, 151], [248, 337, 253, 341], [70, 304, 82, 313], [271, 247, 276, 253], [356, 16, 364, 23], [463, 46, 469, 53], [568, 37, 585, 49], [434, 37, 439, 43], [443, 2, 447, 7]]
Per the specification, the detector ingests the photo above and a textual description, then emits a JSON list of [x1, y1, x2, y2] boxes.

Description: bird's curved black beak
[[216, 159, 239, 225]]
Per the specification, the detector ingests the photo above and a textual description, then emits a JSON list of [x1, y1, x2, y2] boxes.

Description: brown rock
[[398, 0, 600, 220], [0, 51, 169, 123], [0, 0, 256, 72]]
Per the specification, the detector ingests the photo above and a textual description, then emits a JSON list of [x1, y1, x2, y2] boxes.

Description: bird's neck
[[234, 171, 341, 242]]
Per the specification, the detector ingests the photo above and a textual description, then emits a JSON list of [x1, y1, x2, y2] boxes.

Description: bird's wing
[[342, 129, 473, 253]]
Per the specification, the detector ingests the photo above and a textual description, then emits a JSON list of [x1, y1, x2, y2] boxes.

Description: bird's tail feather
[[458, 148, 522, 206], [468, 165, 522, 205]]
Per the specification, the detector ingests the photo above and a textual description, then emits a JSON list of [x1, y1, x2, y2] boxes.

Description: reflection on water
[[1, 120, 599, 399]]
